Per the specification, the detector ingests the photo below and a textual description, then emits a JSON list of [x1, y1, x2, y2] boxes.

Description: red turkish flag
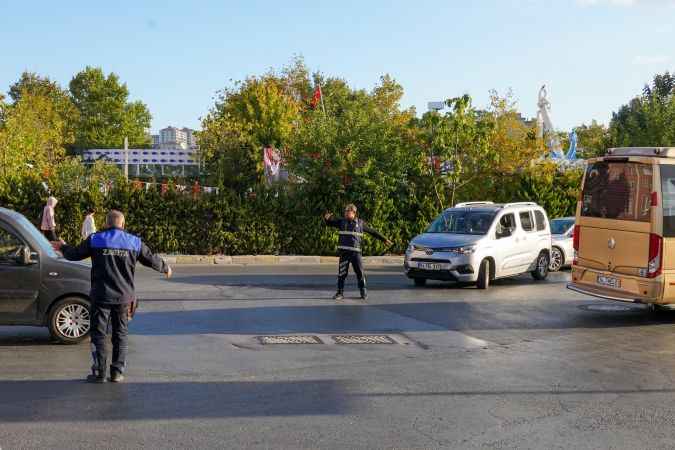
[[310, 85, 322, 109]]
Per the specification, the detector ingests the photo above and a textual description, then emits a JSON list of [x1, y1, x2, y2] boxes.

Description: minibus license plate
[[418, 262, 444, 271], [597, 275, 620, 289]]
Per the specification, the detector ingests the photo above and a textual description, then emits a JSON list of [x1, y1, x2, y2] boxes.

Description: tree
[[8, 72, 79, 151], [199, 62, 303, 190], [487, 89, 544, 173], [608, 72, 675, 147], [574, 120, 608, 157], [69, 67, 151, 149], [0, 91, 71, 176]]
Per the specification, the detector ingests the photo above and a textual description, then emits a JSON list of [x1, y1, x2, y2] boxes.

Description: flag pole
[[319, 82, 326, 116]]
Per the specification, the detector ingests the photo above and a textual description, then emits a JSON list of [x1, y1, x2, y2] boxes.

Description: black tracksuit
[[324, 216, 388, 293], [61, 227, 169, 376]]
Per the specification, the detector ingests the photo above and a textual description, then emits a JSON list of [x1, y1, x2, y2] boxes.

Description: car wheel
[[48, 297, 91, 344], [531, 251, 550, 280], [413, 278, 427, 287], [549, 247, 564, 272], [476, 259, 490, 290]]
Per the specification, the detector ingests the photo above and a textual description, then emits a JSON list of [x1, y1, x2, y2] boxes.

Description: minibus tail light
[[647, 233, 663, 278], [651, 191, 658, 207]]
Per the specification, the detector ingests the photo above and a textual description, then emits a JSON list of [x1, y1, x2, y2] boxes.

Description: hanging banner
[[263, 146, 283, 184]]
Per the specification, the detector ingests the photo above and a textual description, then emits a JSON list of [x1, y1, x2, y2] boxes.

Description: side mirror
[[16, 246, 37, 265]]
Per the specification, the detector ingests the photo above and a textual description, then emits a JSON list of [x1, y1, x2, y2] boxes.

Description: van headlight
[[442, 245, 476, 255]]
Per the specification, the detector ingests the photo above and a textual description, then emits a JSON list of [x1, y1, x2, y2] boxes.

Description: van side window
[[0, 227, 23, 265], [496, 213, 515, 238], [661, 165, 675, 236], [534, 210, 547, 231], [519, 211, 534, 232]]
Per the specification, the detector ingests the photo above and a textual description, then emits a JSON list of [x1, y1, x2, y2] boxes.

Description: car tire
[[413, 278, 427, 287], [531, 251, 550, 281], [549, 247, 564, 272], [476, 259, 490, 290], [48, 297, 91, 344]]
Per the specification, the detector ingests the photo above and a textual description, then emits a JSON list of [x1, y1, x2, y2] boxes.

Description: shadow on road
[[0, 379, 355, 422], [128, 301, 675, 336]]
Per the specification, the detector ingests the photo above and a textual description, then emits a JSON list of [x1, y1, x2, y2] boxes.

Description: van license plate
[[418, 262, 444, 271], [597, 275, 621, 289]]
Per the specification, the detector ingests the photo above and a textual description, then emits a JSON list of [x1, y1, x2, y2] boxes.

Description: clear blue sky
[[1, 0, 673, 132]]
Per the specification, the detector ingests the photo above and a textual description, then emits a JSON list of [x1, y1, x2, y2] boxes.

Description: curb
[[160, 254, 404, 266]]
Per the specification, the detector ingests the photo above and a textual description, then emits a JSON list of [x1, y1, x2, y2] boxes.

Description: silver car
[[548, 217, 575, 272], [404, 202, 552, 289]]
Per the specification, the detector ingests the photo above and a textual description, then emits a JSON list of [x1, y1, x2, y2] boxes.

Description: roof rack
[[454, 201, 494, 208], [607, 147, 675, 157], [502, 202, 538, 208]]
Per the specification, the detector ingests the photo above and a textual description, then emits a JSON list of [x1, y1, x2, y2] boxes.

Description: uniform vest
[[337, 219, 364, 252]]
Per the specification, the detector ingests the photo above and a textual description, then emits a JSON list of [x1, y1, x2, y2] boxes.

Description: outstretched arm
[[323, 212, 341, 228], [54, 237, 92, 261], [363, 224, 392, 246], [138, 243, 172, 277]]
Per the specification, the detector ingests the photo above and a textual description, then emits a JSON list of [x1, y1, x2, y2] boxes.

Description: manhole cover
[[258, 335, 323, 344], [580, 304, 642, 312], [332, 335, 397, 344]]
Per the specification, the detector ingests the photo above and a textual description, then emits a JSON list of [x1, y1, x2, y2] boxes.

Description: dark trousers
[[337, 250, 366, 292], [90, 303, 129, 375], [42, 229, 57, 241]]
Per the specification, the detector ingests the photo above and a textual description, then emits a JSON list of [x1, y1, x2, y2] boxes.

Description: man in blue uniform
[[52, 210, 171, 383], [324, 204, 391, 300]]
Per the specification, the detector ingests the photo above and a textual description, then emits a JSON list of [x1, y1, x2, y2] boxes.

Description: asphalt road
[[3, 265, 675, 449]]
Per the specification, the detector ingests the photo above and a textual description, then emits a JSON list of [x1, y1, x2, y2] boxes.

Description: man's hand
[[323, 211, 333, 221], [165, 266, 173, 279], [51, 239, 65, 252], [385, 239, 393, 247]]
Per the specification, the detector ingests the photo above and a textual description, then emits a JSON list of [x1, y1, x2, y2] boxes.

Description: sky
[[1, 0, 674, 133]]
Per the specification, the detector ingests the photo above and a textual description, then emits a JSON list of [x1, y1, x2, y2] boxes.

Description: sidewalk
[[160, 254, 404, 266]]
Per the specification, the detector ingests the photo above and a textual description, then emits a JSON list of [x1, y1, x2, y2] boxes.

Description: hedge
[[0, 165, 582, 255]]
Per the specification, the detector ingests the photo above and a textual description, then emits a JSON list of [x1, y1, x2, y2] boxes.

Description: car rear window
[[581, 161, 652, 222], [660, 165, 675, 237]]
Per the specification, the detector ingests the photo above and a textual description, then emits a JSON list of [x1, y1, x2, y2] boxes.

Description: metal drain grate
[[258, 335, 323, 345], [332, 335, 396, 344]]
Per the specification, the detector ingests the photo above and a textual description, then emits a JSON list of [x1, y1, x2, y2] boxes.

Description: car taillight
[[647, 233, 663, 278], [572, 225, 580, 265]]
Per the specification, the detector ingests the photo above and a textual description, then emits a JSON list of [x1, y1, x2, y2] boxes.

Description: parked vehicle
[[404, 202, 552, 289], [0, 207, 91, 343], [549, 217, 575, 271], [568, 147, 675, 305]]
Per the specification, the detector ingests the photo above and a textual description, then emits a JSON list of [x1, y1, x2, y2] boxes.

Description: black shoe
[[86, 369, 106, 384], [109, 370, 125, 383], [333, 292, 344, 301], [360, 289, 368, 300]]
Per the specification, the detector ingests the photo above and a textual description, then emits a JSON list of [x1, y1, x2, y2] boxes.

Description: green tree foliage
[[0, 91, 72, 176], [199, 62, 302, 190], [69, 67, 152, 149], [574, 120, 609, 157], [608, 72, 675, 147], [8, 72, 79, 149]]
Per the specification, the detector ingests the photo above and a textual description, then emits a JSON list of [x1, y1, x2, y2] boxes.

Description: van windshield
[[581, 161, 652, 222], [426, 210, 496, 235]]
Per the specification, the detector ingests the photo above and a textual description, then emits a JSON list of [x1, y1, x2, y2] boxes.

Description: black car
[[0, 207, 91, 343]]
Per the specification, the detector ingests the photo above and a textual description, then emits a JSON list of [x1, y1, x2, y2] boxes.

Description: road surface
[[2, 265, 675, 449]]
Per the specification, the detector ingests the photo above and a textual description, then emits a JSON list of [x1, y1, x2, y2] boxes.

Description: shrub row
[[0, 166, 582, 255]]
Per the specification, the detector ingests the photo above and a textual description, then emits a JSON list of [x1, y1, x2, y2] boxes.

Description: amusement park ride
[[537, 85, 580, 165]]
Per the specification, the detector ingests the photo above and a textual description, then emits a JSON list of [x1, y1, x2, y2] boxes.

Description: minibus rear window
[[660, 165, 675, 236], [581, 161, 652, 222]]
